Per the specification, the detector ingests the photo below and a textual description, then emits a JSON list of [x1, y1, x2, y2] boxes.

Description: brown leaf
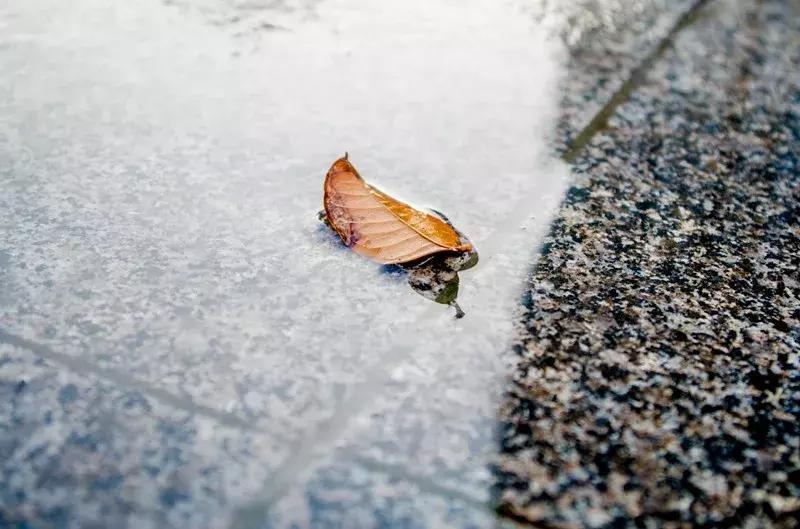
[[322, 154, 473, 264]]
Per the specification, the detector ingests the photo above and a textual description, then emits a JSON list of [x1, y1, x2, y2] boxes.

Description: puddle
[[0, 0, 570, 526]]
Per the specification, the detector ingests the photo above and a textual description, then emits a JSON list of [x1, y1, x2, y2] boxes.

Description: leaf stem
[[450, 300, 465, 319]]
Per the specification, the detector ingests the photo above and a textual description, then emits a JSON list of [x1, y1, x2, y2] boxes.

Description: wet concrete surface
[[2, 0, 567, 527]]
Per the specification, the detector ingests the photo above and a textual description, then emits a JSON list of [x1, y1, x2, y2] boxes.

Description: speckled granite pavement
[[496, 0, 800, 527]]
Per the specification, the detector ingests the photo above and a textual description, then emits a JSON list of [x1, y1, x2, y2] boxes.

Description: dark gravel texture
[[497, 0, 800, 527]]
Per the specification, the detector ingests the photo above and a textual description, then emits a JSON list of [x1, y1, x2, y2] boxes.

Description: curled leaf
[[322, 154, 473, 265], [320, 154, 479, 318]]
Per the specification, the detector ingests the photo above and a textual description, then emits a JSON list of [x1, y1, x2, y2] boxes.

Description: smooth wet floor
[[0, 0, 576, 527]]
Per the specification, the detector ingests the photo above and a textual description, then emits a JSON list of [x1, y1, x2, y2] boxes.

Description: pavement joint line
[[227, 3, 717, 526], [0, 328, 256, 431], [561, 0, 714, 163]]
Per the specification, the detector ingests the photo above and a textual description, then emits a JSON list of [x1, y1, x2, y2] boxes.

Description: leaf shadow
[[377, 264, 406, 277]]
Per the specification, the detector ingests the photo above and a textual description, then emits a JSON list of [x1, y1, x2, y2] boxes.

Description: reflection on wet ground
[[1, 0, 568, 527]]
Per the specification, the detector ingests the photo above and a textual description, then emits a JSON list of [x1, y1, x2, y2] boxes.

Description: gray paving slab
[[497, 0, 800, 527]]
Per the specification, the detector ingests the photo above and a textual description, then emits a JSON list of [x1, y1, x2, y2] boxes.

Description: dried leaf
[[322, 154, 473, 265]]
